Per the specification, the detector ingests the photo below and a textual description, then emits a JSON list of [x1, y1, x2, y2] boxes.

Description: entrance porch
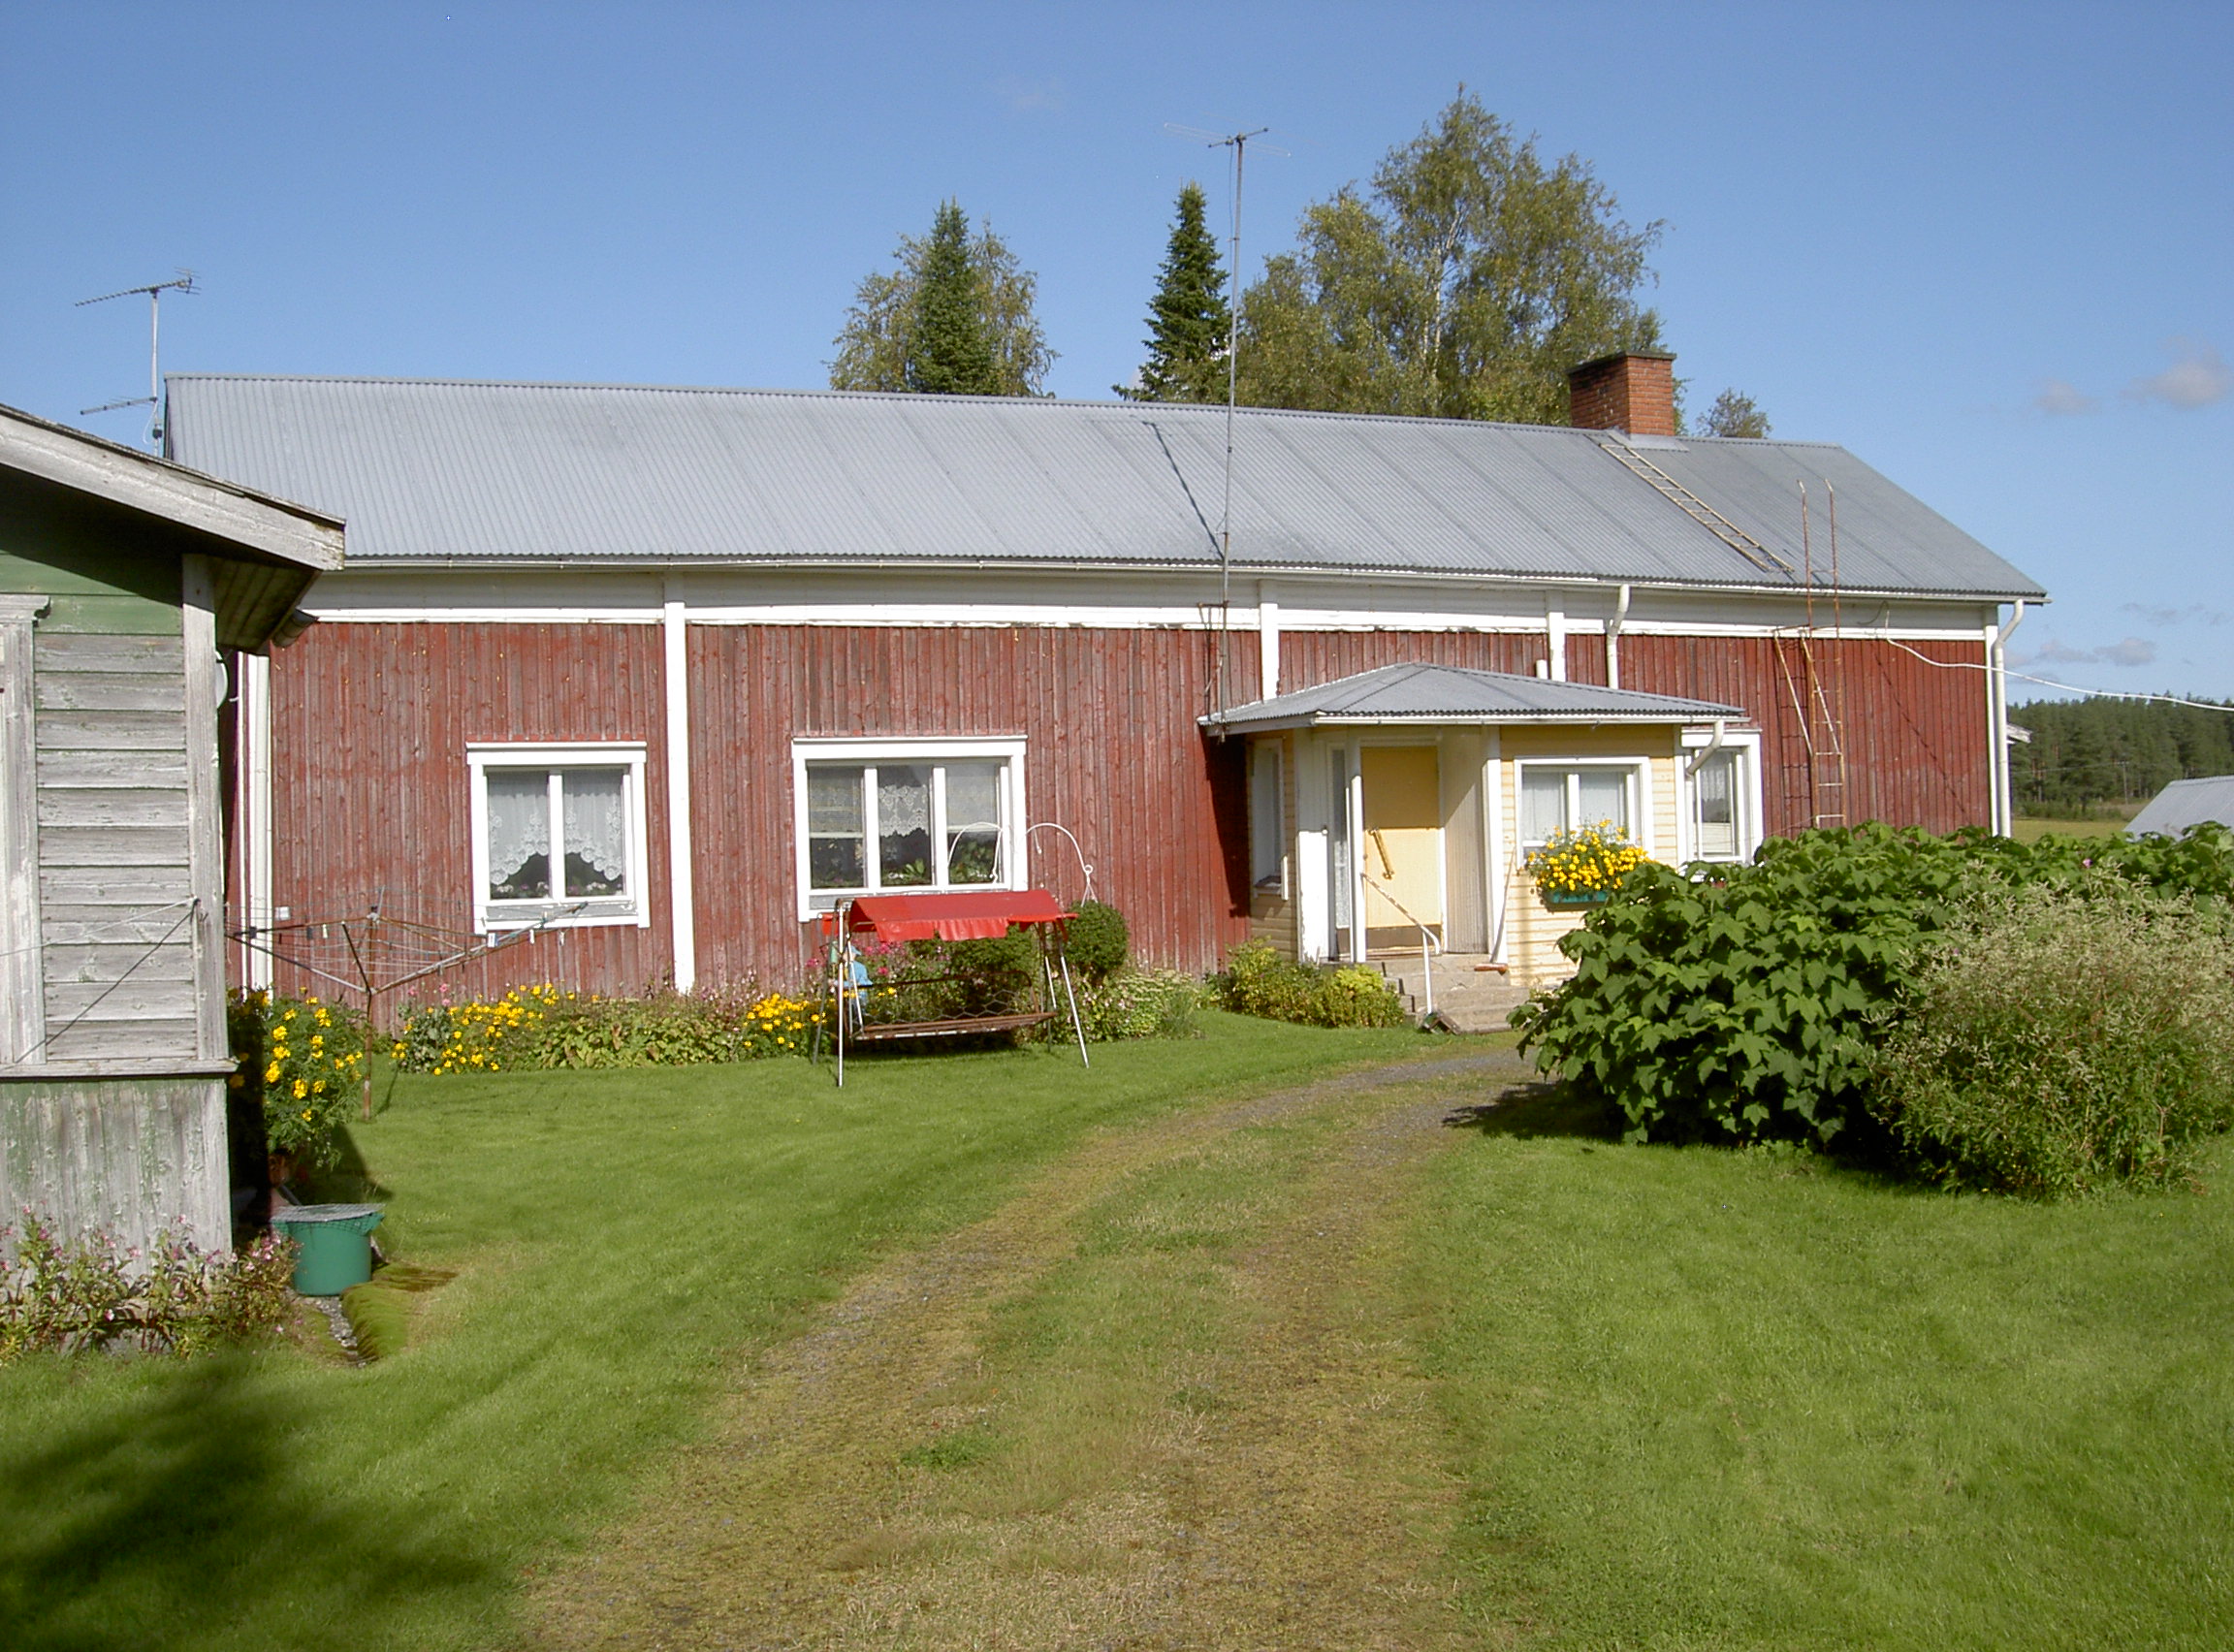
[[1212, 664, 1755, 996]]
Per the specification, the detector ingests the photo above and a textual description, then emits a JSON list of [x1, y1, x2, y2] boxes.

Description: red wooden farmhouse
[[162, 352, 2045, 1002]]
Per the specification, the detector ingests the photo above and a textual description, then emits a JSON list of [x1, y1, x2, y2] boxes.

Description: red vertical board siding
[[266, 622, 673, 1004], [686, 624, 1257, 987], [1619, 633, 1991, 834], [1278, 629, 1547, 688], [261, 619, 1994, 1003]]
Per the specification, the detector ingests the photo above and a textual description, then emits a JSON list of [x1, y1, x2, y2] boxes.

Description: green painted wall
[[0, 537, 180, 635]]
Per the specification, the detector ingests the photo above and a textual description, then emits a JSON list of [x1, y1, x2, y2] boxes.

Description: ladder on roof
[[1773, 479, 1850, 829], [1598, 441, 1797, 578], [1775, 630, 1849, 829]]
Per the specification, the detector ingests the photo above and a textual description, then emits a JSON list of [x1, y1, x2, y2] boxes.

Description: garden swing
[[818, 889, 1091, 1087]]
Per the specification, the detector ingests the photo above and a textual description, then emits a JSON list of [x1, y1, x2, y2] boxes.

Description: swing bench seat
[[846, 1009, 1057, 1042]]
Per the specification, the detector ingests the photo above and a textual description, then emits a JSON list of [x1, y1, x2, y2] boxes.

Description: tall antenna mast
[[78, 270, 197, 447], [1164, 124, 1281, 716]]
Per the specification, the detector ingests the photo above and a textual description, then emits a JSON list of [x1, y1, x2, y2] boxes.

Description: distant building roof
[[2126, 776, 2234, 839], [1206, 662, 1744, 731], [163, 374, 2045, 601]]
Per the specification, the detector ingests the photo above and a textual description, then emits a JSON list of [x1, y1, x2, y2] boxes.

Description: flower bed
[[391, 983, 819, 1073]]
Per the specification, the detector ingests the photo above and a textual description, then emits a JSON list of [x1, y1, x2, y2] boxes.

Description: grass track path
[[524, 1050, 1528, 1651]]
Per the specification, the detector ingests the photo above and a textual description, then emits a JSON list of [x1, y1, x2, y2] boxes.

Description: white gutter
[[1606, 583, 1631, 687], [662, 589, 697, 992]]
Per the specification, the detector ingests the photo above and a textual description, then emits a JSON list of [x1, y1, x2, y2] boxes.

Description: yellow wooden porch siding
[[1498, 727, 1682, 992]]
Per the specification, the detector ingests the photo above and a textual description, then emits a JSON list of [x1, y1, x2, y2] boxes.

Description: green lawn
[[0, 1015, 1428, 1652], [1419, 1088, 2234, 1648]]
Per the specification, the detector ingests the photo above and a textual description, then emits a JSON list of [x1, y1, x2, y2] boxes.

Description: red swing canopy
[[843, 889, 1074, 942]]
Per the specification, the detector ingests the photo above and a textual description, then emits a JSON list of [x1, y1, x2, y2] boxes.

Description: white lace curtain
[[486, 768, 627, 898], [562, 769, 627, 884], [486, 771, 550, 894]]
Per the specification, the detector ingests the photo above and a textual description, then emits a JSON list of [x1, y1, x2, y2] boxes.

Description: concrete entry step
[[1367, 952, 1531, 1034]]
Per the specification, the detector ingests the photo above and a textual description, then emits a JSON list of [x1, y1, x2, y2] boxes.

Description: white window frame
[[1677, 726, 1765, 864], [1249, 739, 1286, 896], [1513, 757, 1656, 855], [791, 736, 1028, 919], [468, 742, 651, 933]]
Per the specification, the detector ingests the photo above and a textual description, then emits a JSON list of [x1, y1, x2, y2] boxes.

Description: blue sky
[[5, 2, 2229, 699]]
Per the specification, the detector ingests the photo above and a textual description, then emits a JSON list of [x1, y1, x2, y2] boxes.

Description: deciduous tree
[[1701, 389, 1771, 439], [1235, 91, 1666, 425], [830, 202, 1054, 397]]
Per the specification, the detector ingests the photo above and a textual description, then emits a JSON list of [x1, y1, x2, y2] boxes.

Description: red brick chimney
[[1566, 350, 1677, 437]]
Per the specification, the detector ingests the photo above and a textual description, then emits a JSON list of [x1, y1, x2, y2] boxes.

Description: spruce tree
[[830, 203, 1054, 397], [1120, 182, 1231, 402], [907, 201, 999, 396]]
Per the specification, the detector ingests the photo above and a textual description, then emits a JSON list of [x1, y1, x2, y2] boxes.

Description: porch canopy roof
[[1205, 662, 1744, 732], [845, 889, 1074, 942]]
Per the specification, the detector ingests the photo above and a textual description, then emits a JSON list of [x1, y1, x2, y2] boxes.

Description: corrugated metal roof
[[163, 375, 2045, 599], [1207, 663, 1745, 730], [2127, 776, 2234, 838]]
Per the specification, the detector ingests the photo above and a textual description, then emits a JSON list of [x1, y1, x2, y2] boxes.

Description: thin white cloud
[[994, 76, 1064, 112], [2024, 636, 2157, 668], [2120, 601, 2227, 628], [2125, 337, 2231, 410], [2033, 378, 2096, 415]]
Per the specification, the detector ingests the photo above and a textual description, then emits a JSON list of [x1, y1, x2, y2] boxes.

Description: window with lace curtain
[[791, 737, 1026, 916], [468, 744, 650, 930]]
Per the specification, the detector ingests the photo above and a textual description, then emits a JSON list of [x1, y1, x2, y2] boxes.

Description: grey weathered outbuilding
[[2, 403, 341, 1252]]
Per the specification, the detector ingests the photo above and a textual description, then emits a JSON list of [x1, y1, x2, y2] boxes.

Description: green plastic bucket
[[270, 1203, 385, 1296]]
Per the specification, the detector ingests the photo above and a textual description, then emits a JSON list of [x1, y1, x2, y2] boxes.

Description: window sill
[[480, 903, 647, 932]]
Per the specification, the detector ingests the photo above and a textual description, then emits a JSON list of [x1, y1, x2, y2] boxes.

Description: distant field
[[2011, 809, 2140, 843]]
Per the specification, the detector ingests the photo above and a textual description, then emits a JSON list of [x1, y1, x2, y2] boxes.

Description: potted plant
[[1525, 822, 1646, 906]]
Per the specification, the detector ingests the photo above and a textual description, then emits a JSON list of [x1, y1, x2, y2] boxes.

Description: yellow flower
[[265, 1062, 280, 1083], [293, 1079, 307, 1099]]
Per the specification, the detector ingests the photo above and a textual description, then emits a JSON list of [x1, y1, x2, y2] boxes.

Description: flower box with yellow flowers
[[1524, 823, 1647, 906]]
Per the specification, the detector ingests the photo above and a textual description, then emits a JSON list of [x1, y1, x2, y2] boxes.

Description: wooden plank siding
[[686, 623, 1253, 984], [259, 618, 1994, 1001], [33, 631, 200, 1060], [265, 621, 675, 1005], [1614, 633, 1991, 835]]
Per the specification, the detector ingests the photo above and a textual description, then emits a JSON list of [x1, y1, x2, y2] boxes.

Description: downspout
[[1606, 584, 1631, 688], [1991, 599, 2027, 835], [662, 588, 697, 992], [1683, 717, 1730, 778]]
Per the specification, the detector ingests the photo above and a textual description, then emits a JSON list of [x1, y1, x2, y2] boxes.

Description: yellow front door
[[1360, 746, 1443, 954]]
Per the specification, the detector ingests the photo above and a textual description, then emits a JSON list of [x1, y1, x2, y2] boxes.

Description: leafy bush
[[1064, 900, 1131, 982], [1221, 941, 1410, 1029], [1514, 822, 2234, 1149], [229, 991, 368, 1169], [0, 1213, 297, 1360], [1078, 968, 1203, 1041], [393, 982, 818, 1072], [1869, 886, 2234, 1196]]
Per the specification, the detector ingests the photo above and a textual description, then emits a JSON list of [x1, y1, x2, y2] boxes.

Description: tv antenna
[[1164, 124, 1285, 715], [78, 270, 198, 446]]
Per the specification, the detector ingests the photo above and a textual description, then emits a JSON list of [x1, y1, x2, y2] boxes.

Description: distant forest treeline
[[2011, 696, 2234, 813]]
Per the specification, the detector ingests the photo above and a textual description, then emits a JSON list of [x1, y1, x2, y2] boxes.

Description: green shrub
[[1220, 941, 1410, 1030], [1078, 968, 1203, 1041], [229, 990, 369, 1168], [0, 1215, 297, 1361], [1514, 822, 2234, 1149], [1064, 900, 1131, 982], [1869, 885, 2234, 1196]]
